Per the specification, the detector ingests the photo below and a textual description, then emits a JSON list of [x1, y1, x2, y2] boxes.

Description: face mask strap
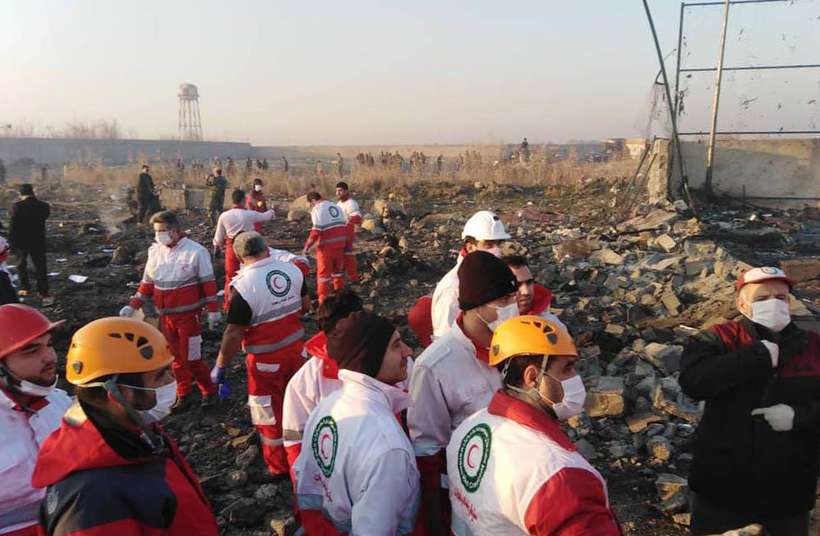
[[100, 378, 165, 454]]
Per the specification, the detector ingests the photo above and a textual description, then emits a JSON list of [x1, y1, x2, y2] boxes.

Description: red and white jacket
[[129, 237, 218, 316], [337, 197, 362, 226], [408, 316, 501, 504], [0, 387, 71, 535], [306, 200, 348, 251], [267, 247, 310, 280], [213, 206, 274, 247], [447, 392, 622, 536]]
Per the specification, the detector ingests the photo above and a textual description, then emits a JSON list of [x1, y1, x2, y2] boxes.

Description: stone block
[[647, 435, 672, 462], [591, 248, 625, 266], [626, 411, 665, 433], [656, 233, 677, 252], [642, 343, 683, 374], [653, 378, 701, 423], [661, 292, 682, 315], [585, 376, 625, 418]]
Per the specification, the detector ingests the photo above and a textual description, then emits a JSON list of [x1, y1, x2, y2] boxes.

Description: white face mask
[[18, 376, 57, 397], [127, 381, 177, 424], [254, 184, 262, 192], [483, 302, 519, 332], [548, 374, 587, 420], [747, 298, 791, 333], [155, 231, 173, 246], [482, 246, 502, 258]]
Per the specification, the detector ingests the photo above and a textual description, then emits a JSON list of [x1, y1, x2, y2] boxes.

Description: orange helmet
[[0, 304, 64, 360], [489, 315, 577, 368], [66, 317, 173, 385]]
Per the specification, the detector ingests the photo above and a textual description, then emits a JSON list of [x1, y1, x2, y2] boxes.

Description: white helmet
[[461, 210, 511, 241]]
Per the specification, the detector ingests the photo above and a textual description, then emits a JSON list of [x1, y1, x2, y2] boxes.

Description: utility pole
[[704, 0, 731, 199]]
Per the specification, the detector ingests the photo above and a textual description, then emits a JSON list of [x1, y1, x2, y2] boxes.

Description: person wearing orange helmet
[[31, 317, 218, 536], [446, 316, 621, 535], [0, 304, 71, 536]]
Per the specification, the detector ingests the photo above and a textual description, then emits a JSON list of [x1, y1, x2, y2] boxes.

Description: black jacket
[[137, 172, 155, 201], [9, 196, 50, 251], [680, 318, 820, 517], [0, 269, 17, 304]]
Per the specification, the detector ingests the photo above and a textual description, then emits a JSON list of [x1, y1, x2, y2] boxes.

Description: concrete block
[[585, 376, 625, 417]]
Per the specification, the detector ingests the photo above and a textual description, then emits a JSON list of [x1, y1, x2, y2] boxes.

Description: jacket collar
[[454, 314, 490, 363], [305, 332, 338, 379], [338, 369, 412, 415], [488, 391, 576, 452], [0, 382, 49, 412]]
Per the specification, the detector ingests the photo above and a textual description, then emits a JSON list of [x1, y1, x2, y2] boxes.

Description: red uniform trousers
[[343, 224, 358, 284], [316, 246, 345, 303], [5, 526, 37, 536], [223, 237, 241, 311], [160, 313, 216, 398], [247, 342, 306, 476]]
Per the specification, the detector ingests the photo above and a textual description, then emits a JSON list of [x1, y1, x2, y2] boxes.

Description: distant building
[[625, 138, 648, 159]]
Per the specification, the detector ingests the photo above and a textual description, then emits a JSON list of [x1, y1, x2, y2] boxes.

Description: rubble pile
[[6, 178, 817, 535]]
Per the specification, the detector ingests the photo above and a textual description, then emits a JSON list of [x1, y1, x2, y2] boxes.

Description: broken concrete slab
[[626, 411, 665, 433], [655, 233, 677, 253], [653, 378, 701, 424], [585, 376, 625, 418]]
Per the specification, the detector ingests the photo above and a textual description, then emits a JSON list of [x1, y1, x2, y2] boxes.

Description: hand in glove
[[760, 340, 779, 368], [119, 305, 136, 317], [751, 404, 794, 432], [210, 366, 231, 400], [207, 311, 222, 330]]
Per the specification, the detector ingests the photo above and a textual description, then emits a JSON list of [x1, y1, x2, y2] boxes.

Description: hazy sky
[[1, 0, 818, 145]]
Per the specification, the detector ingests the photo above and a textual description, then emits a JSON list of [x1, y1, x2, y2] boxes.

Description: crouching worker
[[293, 311, 421, 535], [447, 316, 622, 535], [32, 317, 218, 536]]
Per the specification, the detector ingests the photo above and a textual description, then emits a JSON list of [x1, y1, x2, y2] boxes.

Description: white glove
[[751, 404, 795, 432], [207, 312, 222, 330], [761, 340, 779, 368], [119, 305, 136, 318]]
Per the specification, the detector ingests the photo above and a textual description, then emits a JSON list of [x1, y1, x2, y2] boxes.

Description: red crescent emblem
[[273, 277, 285, 290], [320, 434, 331, 458], [467, 444, 479, 469]]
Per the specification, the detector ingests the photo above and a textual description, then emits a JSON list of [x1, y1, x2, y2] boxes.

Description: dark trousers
[[17, 248, 48, 296], [138, 201, 150, 223], [690, 493, 809, 536]]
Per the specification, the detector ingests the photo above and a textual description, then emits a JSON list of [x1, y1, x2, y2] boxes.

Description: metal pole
[[641, 0, 697, 215], [673, 2, 686, 118], [704, 0, 731, 198]]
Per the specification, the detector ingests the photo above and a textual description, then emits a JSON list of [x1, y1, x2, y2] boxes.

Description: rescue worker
[[335, 181, 362, 284], [0, 236, 18, 304], [246, 178, 268, 232], [9, 184, 51, 299], [267, 246, 311, 281], [447, 315, 622, 535], [431, 210, 510, 339], [282, 290, 364, 478], [32, 317, 219, 536], [680, 267, 820, 536], [0, 305, 70, 536], [502, 255, 565, 329], [409, 251, 519, 533], [213, 189, 275, 310], [302, 192, 348, 303], [293, 311, 420, 534], [206, 168, 229, 225], [136, 164, 156, 223], [120, 211, 219, 411], [211, 232, 307, 476]]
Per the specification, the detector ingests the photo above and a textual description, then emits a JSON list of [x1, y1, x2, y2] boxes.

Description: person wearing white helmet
[[681, 266, 820, 535], [430, 210, 511, 339]]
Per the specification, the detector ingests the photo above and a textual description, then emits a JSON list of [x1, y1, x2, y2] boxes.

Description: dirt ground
[[5, 175, 817, 535]]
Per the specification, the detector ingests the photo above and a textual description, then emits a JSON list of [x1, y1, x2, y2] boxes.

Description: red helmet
[[0, 304, 64, 360]]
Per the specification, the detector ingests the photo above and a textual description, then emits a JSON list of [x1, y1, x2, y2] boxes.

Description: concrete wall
[[0, 137, 252, 165], [656, 137, 820, 207]]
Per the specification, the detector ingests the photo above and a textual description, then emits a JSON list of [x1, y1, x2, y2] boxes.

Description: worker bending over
[[212, 232, 308, 476]]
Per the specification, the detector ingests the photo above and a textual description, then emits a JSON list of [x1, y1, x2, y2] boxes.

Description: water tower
[[178, 83, 203, 141]]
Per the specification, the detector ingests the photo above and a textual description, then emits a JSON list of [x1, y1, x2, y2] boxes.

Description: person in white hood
[[431, 210, 510, 339], [293, 311, 421, 535]]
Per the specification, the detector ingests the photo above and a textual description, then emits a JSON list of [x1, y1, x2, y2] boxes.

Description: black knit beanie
[[458, 251, 518, 311], [326, 311, 396, 377]]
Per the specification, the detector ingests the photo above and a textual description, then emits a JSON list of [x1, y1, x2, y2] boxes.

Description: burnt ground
[[5, 178, 818, 535]]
